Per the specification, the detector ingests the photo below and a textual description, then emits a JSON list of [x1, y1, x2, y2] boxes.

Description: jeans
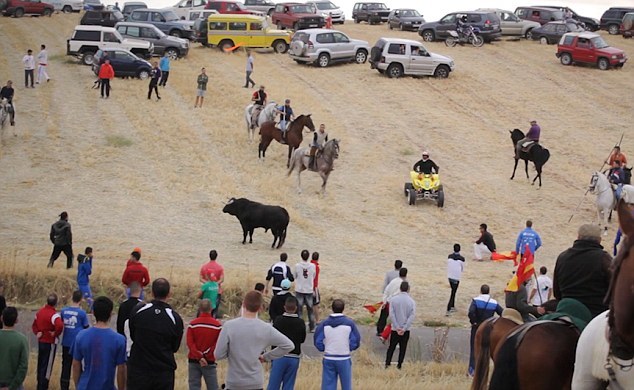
[[376, 304, 389, 334], [188, 361, 218, 390], [127, 366, 175, 390], [37, 342, 57, 390], [245, 70, 254, 87], [447, 279, 459, 311], [100, 78, 110, 97], [79, 284, 93, 310], [296, 292, 315, 330], [148, 81, 160, 99], [50, 244, 73, 268], [469, 324, 478, 372], [321, 359, 352, 390], [267, 356, 300, 390], [25, 69, 34, 87], [37, 64, 49, 83], [385, 330, 410, 367], [159, 71, 169, 86], [60, 346, 72, 390]]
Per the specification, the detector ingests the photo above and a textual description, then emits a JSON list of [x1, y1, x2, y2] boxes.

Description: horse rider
[[0, 80, 15, 126], [413, 151, 439, 174], [505, 280, 544, 322], [606, 145, 627, 168], [515, 120, 541, 158], [309, 123, 328, 170], [250, 85, 267, 129], [609, 159, 626, 200], [276, 99, 294, 141]]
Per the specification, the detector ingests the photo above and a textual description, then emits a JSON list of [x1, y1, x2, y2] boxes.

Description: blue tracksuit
[[314, 313, 360, 390], [515, 227, 542, 255], [77, 255, 93, 308]]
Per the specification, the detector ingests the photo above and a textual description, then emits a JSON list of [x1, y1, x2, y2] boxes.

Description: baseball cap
[[133, 247, 142, 254], [280, 279, 292, 290]]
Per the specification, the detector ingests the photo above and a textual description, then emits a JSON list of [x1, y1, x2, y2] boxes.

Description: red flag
[[505, 245, 535, 292], [363, 302, 383, 314]]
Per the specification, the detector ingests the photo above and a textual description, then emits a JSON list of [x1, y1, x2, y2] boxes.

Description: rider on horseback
[[609, 159, 625, 200], [309, 123, 328, 170], [515, 120, 540, 158], [276, 99, 294, 141], [0, 80, 15, 126], [413, 151, 439, 174], [606, 145, 627, 168], [250, 85, 267, 129]]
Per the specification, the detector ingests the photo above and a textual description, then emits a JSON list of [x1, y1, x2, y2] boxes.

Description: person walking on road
[[32, 293, 64, 390], [60, 291, 90, 390], [98, 59, 114, 98], [147, 61, 161, 101], [158, 53, 170, 87], [385, 282, 415, 369], [0, 307, 29, 390], [48, 211, 73, 269], [187, 299, 222, 390], [446, 244, 465, 316], [195, 68, 208, 108], [294, 249, 316, 332], [244, 50, 255, 88], [36, 44, 50, 84], [23, 49, 35, 88]]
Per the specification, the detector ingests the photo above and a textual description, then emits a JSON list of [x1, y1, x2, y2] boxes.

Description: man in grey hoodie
[[214, 291, 293, 390], [48, 211, 73, 269]]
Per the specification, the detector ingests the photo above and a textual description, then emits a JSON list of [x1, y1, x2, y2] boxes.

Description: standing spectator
[[266, 253, 294, 296], [60, 291, 90, 390], [72, 296, 127, 390], [269, 279, 294, 323], [32, 293, 64, 390], [376, 260, 402, 335], [311, 252, 321, 323], [294, 249, 316, 332], [254, 282, 265, 293], [199, 279, 219, 318], [194, 67, 208, 108], [187, 299, 222, 390], [36, 44, 50, 84], [116, 281, 142, 358], [267, 297, 306, 390], [214, 291, 294, 390], [553, 224, 612, 318], [22, 49, 35, 88], [385, 282, 415, 369], [121, 250, 150, 299], [606, 145, 628, 168], [127, 278, 184, 390], [200, 249, 224, 317], [473, 223, 496, 261], [147, 61, 161, 101], [0, 281, 6, 330], [529, 266, 553, 306], [378, 267, 408, 336], [158, 53, 170, 87], [98, 59, 114, 99], [314, 299, 360, 390], [446, 243, 465, 316], [77, 247, 93, 310], [244, 50, 255, 88], [0, 307, 28, 390], [48, 211, 73, 269], [515, 220, 542, 261], [0, 80, 15, 126], [467, 285, 503, 377]]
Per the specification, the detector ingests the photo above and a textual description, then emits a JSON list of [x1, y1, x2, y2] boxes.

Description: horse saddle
[[502, 308, 524, 325], [520, 141, 536, 152]]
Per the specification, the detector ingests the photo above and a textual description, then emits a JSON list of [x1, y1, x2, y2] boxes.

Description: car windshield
[[291, 5, 313, 13], [235, 2, 247, 10], [590, 36, 609, 48], [401, 10, 420, 17], [315, 2, 336, 10], [368, 3, 387, 10], [162, 10, 180, 21]]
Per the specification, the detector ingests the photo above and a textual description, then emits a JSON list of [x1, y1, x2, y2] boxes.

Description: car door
[[140, 26, 161, 49], [554, 23, 567, 42], [574, 37, 594, 63], [248, 21, 265, 47], [437, 13, 457, 38], [387, 10, 397, 28], [151, 11, 168, 33], [408, 44, 432, 75], [315, 32, 336, 57], [332, 31, 353, 59], [130, 11, 148, 22], [102, 30, 122, 50], [499, 11, 520, 35]]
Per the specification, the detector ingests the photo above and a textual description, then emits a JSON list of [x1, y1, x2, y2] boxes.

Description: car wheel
[[525, 28, 533, 40], [608, 24, 619, 35], [434, 65, 450, 79], [273, 40, 288, 54], [170, 30, 182, 38], [408, 189, 416, 205], [560, 52, 572, 66], [62, 5, 72, 13], [597, 57, 610, 70], [386, 63, 403, 78], [539, 36, 548, 45], [421, 30, 435, 42], [219, 39, 234, 52], [437, 189, 445, 208], [138, 69, 150, 80], [43, 8, 52, 16], [317, 53, 330, 67], [354, 49, 367, 64], [14, 7, 24, 17], [82, 51, 95, 66], [404, 183, 413, 197], [165, 48, 179, 60], [377, 68, 384, 74]]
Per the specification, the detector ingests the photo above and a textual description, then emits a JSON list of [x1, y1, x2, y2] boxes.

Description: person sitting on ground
[[413, 151, 439, 174], [473, 223, 496, 261]]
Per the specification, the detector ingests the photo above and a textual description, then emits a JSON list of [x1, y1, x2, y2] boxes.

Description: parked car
[[186, 8, 217, 20], [306, 1, 344, 24], [289, 28, 369, 67], [207, 14, 290, 52], [556, 32, 627, 70], [81, 9, 125, 27], [1, 0, 54, 17], [622, 12, 634, 38], [600, 7, 634, 35], [243, 0, 275, 16], [351, 2, 389, 24], [530, 20, 584, 44], [476, 8, 540, 39], [192, 16, 208, 44], [205, 0, 263, 15], [271, 3, 324, 30], [51, 0, 82, 13], [121, 1, 146, 18], [116, 21, 189, 59], [514, 6, 564, 25], [533, 6, 599, 31], [83, 0, 103, 10], [418, 11, 501, 43], [369, 37, 454, 78], [67, 24, 153, 65], [167, 0, 207, 19], [128, 8, 194, 38], [387, 9, 424, 31], [92, 48, 152, 79]]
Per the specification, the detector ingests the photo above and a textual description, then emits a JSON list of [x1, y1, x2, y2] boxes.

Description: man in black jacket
[[412, 151, 439, 174], [127, 278, 184, 390], [116, 282, 142, 357], [473, 223, 496, 261], [553, 224, 612, 318], [268, 297, 306, 390], [48, 211, 73, 269], [269, 279, 294, 323]]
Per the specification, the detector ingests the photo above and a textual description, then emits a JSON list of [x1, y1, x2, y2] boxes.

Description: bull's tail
[[279, 226, 287, 248]]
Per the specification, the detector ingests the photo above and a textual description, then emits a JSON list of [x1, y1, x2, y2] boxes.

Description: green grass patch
[[106, 135, 133, 148]]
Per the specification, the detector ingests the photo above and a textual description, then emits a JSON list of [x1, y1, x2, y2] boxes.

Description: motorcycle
[[403, 171, 445, 207], [445, 25, 484, 47]]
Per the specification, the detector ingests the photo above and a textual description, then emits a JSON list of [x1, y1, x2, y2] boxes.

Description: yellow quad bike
[[404, 171, 444, 207]]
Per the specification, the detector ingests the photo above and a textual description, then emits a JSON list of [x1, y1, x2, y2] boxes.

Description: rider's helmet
[[422, 151, 429, 160], [460, 15, 468, 23]]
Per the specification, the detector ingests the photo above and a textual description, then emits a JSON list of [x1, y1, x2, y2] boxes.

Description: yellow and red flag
[[363, 302, 383, 314], [505, 245, 535, 292]]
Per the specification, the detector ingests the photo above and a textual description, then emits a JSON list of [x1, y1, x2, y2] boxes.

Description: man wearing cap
[[250, 85, 267, 129], [276, 99, 294, 141], [269, 279, 294, 323], [48, 212, 73, 269], [413, 151, 439, 174], [553, 224, 612, 318], [515, 120, 541, 158]]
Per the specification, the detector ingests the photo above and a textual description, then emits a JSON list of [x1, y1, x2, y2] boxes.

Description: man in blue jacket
[[515, 220, 542, 259], [77, 247, 93, 310], [314, 299, 360, 390]]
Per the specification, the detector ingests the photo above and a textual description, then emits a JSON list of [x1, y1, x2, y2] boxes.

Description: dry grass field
[[0, 12, 633, 382]]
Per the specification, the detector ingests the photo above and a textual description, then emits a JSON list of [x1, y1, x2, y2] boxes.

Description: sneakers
[[445, 311, 451, 317], [449, 308, 457, 313]]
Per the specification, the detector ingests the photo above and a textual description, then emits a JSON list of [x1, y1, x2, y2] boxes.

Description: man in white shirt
[[529, 266, 553, 306], [294, 249, 316, 332], [22, 49, 35, 88], [446, 244, 465, 316], [376, 260, 403, 335], [36, 44, 50, 84]]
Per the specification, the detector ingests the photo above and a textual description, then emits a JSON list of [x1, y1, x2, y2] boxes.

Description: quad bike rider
[[406, 151, 444, 207]]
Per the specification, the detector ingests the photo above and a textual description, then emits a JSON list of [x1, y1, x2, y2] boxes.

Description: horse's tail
[[489, 330, 520, 390], [287, 149, 299, 177], [541, 148, 551, 165], [471, 318, 493, 390]]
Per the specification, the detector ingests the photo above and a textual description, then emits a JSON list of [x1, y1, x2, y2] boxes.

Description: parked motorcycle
[[445, 25, 484, 47]]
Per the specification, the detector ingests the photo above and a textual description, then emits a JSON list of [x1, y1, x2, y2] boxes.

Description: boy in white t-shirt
[[294, 249, 316, 332], [529, 266, 553, 306]]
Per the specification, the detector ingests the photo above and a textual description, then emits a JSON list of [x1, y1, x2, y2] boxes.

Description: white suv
[[369, 37, 454, 78], [306, 1, 345, 24], [51, 0, 83, 13], [289, 28, 369, 67], [67, 25, 153, 65]]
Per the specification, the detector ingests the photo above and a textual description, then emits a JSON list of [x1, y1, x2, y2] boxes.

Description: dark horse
[[510, 129, 551, 187], [258, 114, 316, 166]]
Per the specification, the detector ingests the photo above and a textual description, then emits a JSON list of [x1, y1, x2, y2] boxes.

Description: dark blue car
[[92, 49, 152, 79]]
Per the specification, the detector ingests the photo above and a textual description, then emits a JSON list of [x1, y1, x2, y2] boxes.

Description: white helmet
[[422, 151, 430, 158]]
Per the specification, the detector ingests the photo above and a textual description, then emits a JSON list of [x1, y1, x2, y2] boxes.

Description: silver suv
[[116, 22, 189, 59], [369, 37, 454, 78], [289, 28, 369, 67]]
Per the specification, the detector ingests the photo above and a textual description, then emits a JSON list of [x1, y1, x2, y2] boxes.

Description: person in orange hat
[[121, 250, 149, 300]]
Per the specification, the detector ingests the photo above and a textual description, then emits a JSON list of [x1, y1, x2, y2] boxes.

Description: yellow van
[[207, 14, 291, 53]]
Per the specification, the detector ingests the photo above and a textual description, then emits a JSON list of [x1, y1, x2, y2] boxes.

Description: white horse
[[572, 311, 634, 390], [244, 102, 277, 143], [287, 139, 339, 194], [0, 98, 9, 129], [589, 172, 634, 233]]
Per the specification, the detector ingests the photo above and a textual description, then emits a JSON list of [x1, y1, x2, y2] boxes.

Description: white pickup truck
[[51, 0, 82, 12], [67, 25, 153, 65]]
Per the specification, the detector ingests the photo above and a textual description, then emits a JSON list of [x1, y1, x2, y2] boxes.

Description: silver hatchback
[[289, 28, 369, 67]]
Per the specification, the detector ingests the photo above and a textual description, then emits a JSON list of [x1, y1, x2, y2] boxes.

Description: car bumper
[[401, 23, 422, 31], [369, 15, 389, 23], [610, 57, 627, 65], [480, 31, 502, 41], [296, 21, 325, 29], [289, 53, 318, 62]]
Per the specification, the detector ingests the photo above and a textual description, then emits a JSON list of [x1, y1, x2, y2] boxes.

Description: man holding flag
[[505, 245, 545, 322]]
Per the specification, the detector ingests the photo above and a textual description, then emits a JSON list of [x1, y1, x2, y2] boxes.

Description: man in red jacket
[[32, 293, 64, 390], [187, 299, 222, 390], [122, 250, 150, 299], [98, 58, 114, 99]]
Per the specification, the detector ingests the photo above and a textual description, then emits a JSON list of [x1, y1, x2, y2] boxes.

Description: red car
[[271, 2, 324, 30], [556, 32, 627, 70], [1, 0, 54, 17], [205, 1, 262, 15]]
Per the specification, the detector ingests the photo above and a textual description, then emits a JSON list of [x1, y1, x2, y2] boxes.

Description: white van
[[167, 0, 208, 19]]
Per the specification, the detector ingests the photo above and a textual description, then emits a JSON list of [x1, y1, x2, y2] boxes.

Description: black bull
[[222, 198, 289, 249]]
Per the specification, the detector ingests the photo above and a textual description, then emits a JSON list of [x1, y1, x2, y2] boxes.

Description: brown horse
[[471, 316, 521, 390], [258, 114, 316, 166], [612, 201, 634, 352]]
